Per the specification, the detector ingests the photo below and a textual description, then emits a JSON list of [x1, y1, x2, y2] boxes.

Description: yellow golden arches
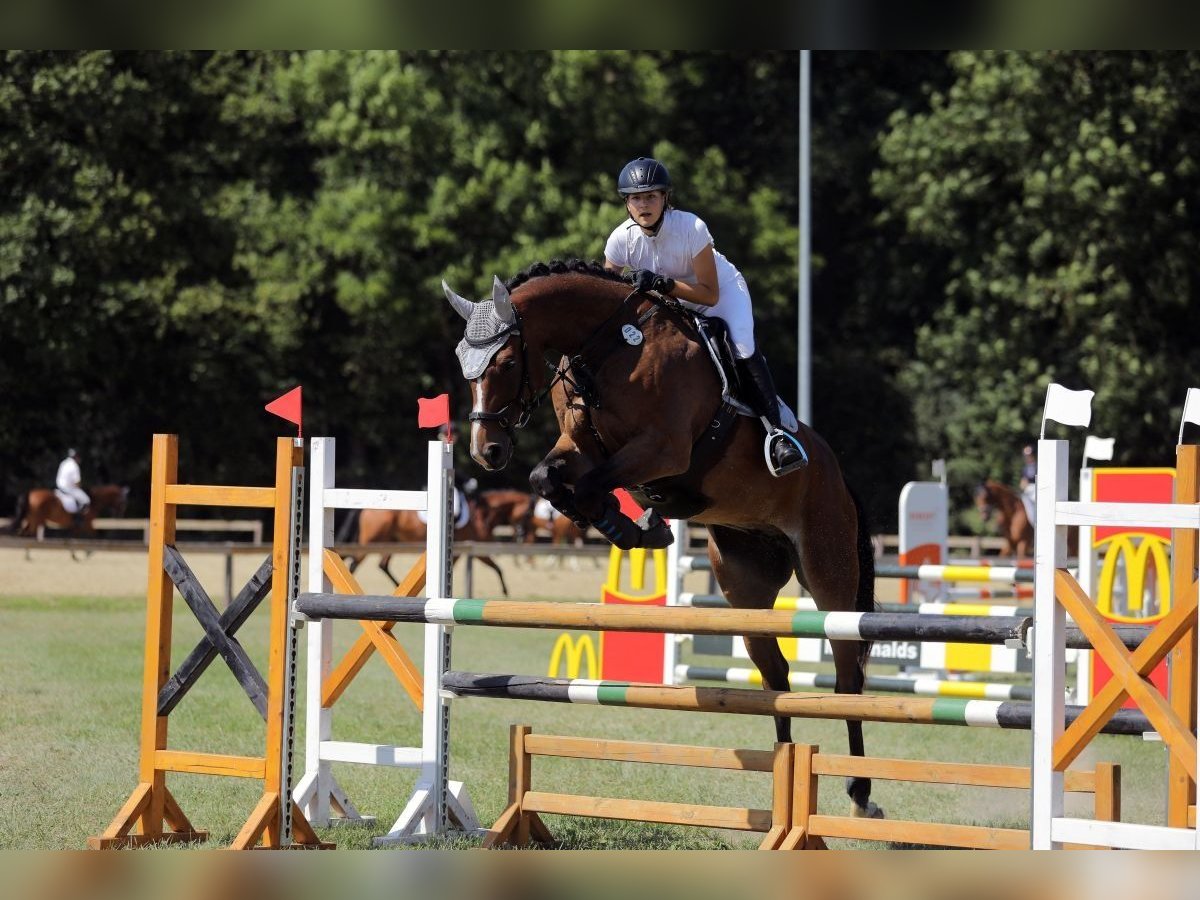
[[1096, 532, 1172, 621], [548, 633, 598, 679], [606, 544, 669, 596]]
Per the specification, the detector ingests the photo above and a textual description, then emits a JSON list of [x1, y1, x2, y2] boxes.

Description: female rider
[[603, 156, 806, 476]]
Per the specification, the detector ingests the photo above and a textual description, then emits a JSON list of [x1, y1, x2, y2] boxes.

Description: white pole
[[298, 437, 335, 825], [1030, 438, 1068, 848], [663, 518, 685, 684], [797, 49, 812, 425]]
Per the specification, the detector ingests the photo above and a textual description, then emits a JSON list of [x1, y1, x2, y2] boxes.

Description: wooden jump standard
[[293, 595, 1150, 651], [90, 435, 329, 850], [492, 726, 1119, 851]]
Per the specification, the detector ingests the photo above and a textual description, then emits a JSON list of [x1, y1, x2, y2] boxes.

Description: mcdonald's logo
[[1096, 533, 1171, 622], [548, 633, 598, 679]]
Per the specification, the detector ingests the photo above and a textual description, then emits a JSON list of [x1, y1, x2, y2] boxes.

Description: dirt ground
[[0, 541, 903, 604]]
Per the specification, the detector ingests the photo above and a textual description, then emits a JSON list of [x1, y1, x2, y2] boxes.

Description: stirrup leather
[[762, 427, 808, 477]]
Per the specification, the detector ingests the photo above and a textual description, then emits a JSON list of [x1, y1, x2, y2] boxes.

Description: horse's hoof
[[851, 801, 885, 820], [635, 509, 674, 549]]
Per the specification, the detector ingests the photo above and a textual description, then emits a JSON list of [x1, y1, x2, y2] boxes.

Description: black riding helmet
[[617, 157, 671, 196]]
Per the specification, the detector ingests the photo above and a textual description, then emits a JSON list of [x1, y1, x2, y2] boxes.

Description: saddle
[[689, 311, 801, 434], [689, 314, 750, 415]]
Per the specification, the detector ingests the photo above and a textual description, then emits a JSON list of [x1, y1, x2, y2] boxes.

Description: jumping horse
[[444, 260, 880, 818], [10, 484, 129, 538], [974, 480, 1034, 558]]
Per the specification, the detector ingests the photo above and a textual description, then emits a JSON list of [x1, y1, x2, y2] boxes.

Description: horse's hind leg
[[377, 554, 400, 588], [799, 519, 883, 820], [707, 525, 796, 743], [828, 640, 882, 818], [478, 556, 509, 597]]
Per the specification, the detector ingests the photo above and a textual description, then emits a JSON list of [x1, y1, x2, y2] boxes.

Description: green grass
[[0, 585, 1171, 850]]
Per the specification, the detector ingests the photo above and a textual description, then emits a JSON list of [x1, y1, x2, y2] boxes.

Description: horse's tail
[[10, 492, 27, 534], [335, 508, 361, 545], [849, 487, 877, 668]]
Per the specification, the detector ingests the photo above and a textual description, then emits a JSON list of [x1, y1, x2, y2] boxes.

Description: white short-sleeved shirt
[[604, 208, 757, 356], [56, 457, 81, 491], [604, 209, 745, 304]]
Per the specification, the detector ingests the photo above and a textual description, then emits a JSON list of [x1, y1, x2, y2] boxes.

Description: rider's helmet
[[617, 157, 671, 196]]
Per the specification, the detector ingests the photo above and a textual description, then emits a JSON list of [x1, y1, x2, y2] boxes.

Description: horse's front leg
[[529, 436, 594, 534], [569, 436, 690, 550]]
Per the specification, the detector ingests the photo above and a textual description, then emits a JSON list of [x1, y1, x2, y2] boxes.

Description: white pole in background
[[798, 49, 812, 425]]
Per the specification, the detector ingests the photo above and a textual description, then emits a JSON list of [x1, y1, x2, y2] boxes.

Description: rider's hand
[[627, 269, 675, 296]]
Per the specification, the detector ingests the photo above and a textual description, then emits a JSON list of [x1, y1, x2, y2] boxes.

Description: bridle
[[467, 286, 655, 445], [467, 327, 546, 440]]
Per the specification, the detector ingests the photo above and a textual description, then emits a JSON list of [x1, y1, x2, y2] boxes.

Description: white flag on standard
[[1041, 383, 1094, 437], [1082, 435, 1115, 463], [1179, 388, 1200, 445]]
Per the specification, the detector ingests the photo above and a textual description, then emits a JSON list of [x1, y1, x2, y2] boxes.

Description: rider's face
[[626, 190, 665, 229]]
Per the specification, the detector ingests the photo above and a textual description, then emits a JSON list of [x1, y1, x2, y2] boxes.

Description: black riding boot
[[736, 352, 808, 477]]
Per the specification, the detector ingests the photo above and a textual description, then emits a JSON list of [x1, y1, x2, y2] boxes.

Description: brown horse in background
[[10, 484, 130, 538], [344, 495, 510, 597], [475, 488, 538, 540], [974, 480, 1034, 558], [444, 260, 879, 818], [477, 488, 588, 546], [974, 478, 1078, 560]]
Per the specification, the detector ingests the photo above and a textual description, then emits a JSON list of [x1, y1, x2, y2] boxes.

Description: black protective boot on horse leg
[[736, 352, 808, 477]]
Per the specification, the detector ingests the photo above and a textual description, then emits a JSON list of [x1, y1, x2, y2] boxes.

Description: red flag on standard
[[265, 385, 303, 436], [418, 394, 451, 428]]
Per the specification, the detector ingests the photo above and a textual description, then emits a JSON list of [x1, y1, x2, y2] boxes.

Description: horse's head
[[96, 484, 131, 517], [444, 276, 530, 471]]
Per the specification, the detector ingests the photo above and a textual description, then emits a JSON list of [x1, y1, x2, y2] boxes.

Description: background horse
[[10, 484, 129, 538], [973, 479, 1034, 558], [444, 259, 880, 818], [475, 488, 539, 541], [343, 495, 510, 597]]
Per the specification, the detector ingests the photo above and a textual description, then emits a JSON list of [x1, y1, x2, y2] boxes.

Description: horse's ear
[[492, 275, 515, 324], [442, 280, 476, 321]]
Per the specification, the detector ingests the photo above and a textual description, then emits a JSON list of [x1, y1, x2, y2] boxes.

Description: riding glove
[[627, 269, 675, 296]]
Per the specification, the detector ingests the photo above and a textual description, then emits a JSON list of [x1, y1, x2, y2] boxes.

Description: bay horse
[[476, 488, 539, 541], [973, 480, 1034, 558], [344, 494, 511, 597], [10, 484, 130, 538], [476, 488, 588, 546], [444, 259, 880, 818]]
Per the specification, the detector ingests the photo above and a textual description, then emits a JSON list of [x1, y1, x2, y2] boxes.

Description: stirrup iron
[[762, 425, 808, 477]]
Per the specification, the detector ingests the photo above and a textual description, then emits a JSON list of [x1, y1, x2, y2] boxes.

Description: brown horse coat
[[345, 496, 510, 596], [10, 484, 129, 537], [974, 480, 1034, 557], [445, 260, 880, 817]]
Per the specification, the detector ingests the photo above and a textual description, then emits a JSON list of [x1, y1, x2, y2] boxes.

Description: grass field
[[0, 544, 1172, 850]]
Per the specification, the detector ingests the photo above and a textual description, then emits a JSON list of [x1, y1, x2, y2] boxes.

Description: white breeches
[[682, 271, 757, 358], [56, 487, 90, 514]]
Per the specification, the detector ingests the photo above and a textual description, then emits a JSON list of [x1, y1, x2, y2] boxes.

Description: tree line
[[3, 51, 1198, 532]]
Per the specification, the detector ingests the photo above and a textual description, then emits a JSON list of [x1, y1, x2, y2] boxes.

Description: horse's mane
[[505, 258, 628, 292]]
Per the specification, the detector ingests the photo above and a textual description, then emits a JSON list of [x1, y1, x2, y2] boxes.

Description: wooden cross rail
[[156, 547, 273, 718]]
